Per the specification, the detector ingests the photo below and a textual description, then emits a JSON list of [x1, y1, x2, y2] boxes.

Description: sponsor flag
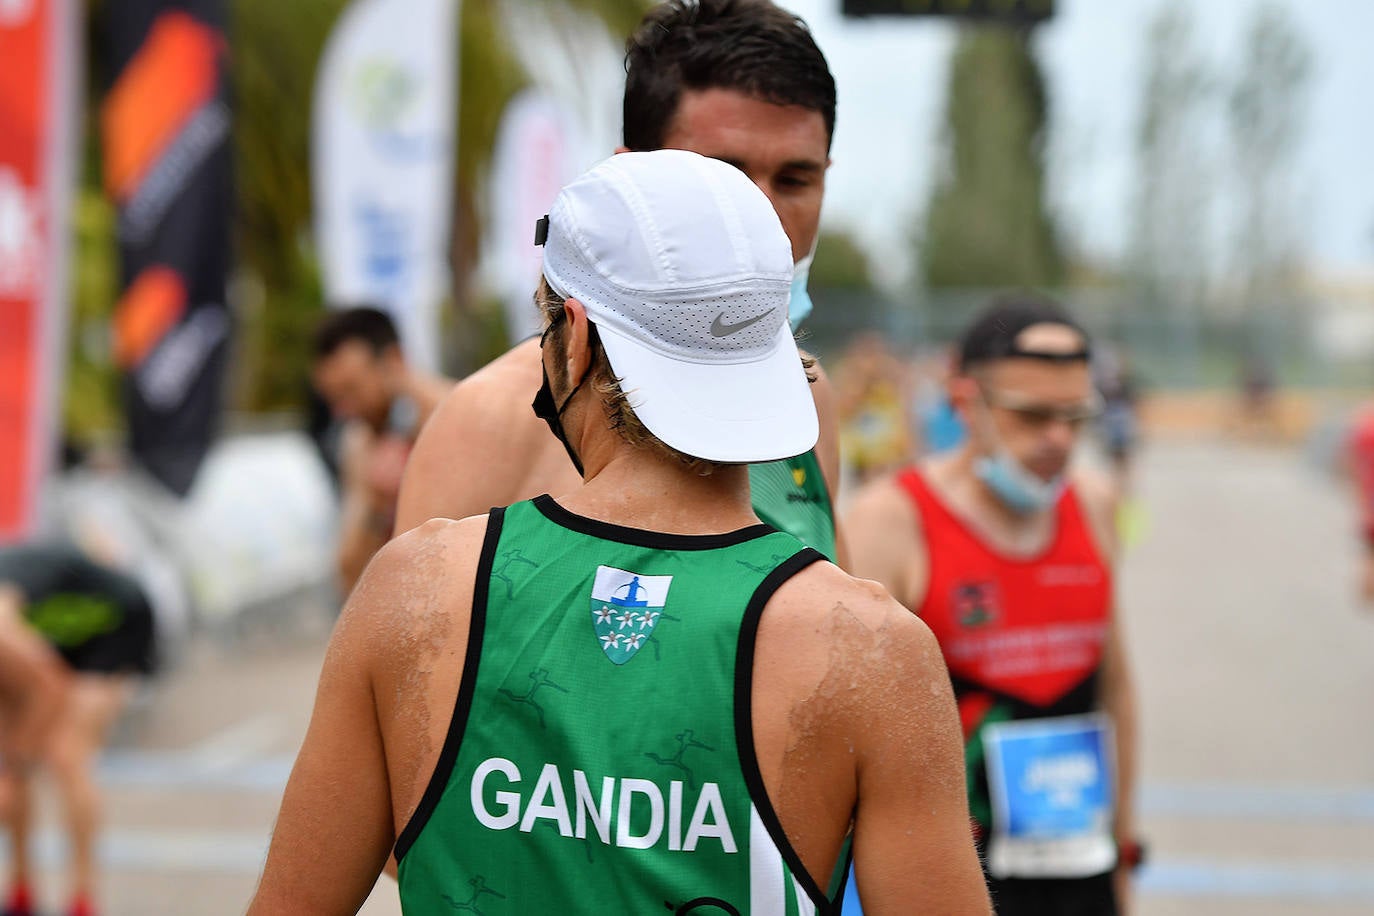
[[312, 0, 459, 371], [0, 0, 78, 543], [487, 89, 580, 341], [103, 0, 233, 496]]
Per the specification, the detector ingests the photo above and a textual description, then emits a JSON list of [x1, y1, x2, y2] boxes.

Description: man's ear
[[563, 298, 593, 382], [948, 374, 979, 423]]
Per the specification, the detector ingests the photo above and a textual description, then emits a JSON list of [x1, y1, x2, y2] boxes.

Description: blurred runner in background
[[911, 344, 968, 459], [1345, 403, 1374, 604], [1094, 344, 1142, 497], [310, 307, 452, 593], [394, 0, 847, 567], [845, 297, 1141, 916], [836, 332, 916, 487], [1236, 352, 1280, 441], [0, 544, 158, 916]]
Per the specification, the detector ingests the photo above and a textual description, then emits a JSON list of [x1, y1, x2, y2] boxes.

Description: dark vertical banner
[[102, 0, 232, 496], [0, 0, 78, 545]]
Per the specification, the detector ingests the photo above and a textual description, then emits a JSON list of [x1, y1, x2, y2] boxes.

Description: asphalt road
[[5, 438, 1372, 915]]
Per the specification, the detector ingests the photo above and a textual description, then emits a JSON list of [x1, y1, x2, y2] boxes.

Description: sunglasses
[[980, 387, 1103, 426]]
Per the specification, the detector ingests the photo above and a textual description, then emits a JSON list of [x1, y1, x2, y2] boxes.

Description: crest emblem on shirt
[[590, 566, 672, 665], [952, 580, 1001, 629]]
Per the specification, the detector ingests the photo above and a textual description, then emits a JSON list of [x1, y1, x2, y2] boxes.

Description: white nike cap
[[540, 149, 818, 464]]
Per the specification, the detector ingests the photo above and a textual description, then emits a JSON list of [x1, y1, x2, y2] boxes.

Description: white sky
[[778, 0, 1374, 285]]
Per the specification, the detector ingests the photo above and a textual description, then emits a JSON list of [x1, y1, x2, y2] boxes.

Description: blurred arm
[[394, 341, 563, 536], [846, 595, 991, 913], [1100, 613, 1139, 849], [807, 360, 851, 571], [336, 425, 389, 596], [248, 544, 403, 913], [1076, 471, 1141, 903], [841, 475, 924, 610]]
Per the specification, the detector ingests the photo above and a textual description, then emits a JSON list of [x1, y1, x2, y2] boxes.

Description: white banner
[[487, 89, 582, 341], [311, 0, 458, 371]]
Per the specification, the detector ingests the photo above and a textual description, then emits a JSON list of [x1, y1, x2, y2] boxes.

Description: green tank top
[[749, 450, 836, 562], [395, 496, 845, 915]]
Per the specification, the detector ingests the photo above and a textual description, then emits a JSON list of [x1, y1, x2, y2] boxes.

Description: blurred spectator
[[843, 296, 1140, 916], [1345, 404, 1374, 605], [310, 308, 453, 594], [836, 332, 916, 486], [0, 543, 158, 916], [911, 344, 968, 457], [1237, 352, 1279, 440], [1094, 344, 1143, 496]]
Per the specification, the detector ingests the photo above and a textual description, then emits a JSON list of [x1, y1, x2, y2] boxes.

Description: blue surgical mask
[[973, 397, 1066, 514], [975, 450, 1065, 515], [789, 249, 815, 332]]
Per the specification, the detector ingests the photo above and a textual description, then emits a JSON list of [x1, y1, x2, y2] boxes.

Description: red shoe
[[2, 883, 35, 916], [65, 892, 94, 916]]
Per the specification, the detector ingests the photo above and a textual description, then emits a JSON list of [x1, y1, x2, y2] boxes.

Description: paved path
[[1122, 439, 1374, 915], [5, 439, 1372, 914]]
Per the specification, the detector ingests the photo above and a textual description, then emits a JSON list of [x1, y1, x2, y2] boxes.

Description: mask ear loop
[[532, 314, 602, 478]]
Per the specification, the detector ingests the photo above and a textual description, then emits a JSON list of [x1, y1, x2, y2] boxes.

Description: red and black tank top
[[896, 468, 1113, 830]]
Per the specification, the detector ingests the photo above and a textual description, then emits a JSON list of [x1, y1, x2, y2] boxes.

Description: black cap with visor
[[957, 297, 1091, 373]]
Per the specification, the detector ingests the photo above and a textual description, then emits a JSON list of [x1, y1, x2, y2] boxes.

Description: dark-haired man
[[844, 299, 1141, 916], [310, 307, 451, 593], [250, 149, 990, 916], [395, 0, 845, 565]]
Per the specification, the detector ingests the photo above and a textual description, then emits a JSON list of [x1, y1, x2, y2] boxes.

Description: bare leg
[[44, 675, 129, 909], [0, 765, 35, 908]]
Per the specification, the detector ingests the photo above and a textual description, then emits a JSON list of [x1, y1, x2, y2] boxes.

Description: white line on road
[[97, 749, 1374, 826], [184, 715, 287, 772], [5, 828, 1373, 904], [1141, 783, 1374, 822]]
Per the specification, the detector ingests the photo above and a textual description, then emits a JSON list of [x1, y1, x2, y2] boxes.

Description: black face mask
[[531, 320, 590, 477], [532, 362, 588, 477]]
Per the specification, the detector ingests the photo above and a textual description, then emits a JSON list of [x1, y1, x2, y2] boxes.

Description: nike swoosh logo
[[710, 311, 772, 337]]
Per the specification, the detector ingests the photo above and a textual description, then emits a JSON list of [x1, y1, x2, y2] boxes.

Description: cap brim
[[594, 322, 819, 464]]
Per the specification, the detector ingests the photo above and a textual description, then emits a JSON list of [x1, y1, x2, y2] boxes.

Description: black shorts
[[0, 544, 158, 676], [986, 872, 1117, 916]]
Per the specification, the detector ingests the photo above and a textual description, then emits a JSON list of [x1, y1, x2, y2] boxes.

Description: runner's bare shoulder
[[759, 559, 946, 710], [344, 516, 489, 640], [428, 339, 542, 440], [396, 339, 547, 531]]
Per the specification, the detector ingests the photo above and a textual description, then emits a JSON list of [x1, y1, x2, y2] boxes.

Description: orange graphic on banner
[[101, 11, 220, 202], [113, 266, 187, 369]]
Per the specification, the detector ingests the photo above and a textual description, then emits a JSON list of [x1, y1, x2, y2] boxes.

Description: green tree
[[920, 25, 1062, 289], [1126, 2, 1214, 382], [1228, 3, 1311, 315], [810, 230, 877, 292], [232, 0, 351, 412], [1129, 2, 1214, 307]]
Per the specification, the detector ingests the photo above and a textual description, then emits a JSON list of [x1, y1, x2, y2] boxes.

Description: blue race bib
[[984, 714, 1118, 878]]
